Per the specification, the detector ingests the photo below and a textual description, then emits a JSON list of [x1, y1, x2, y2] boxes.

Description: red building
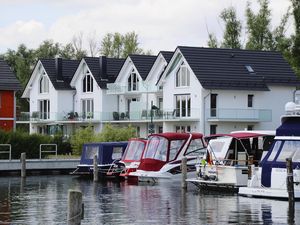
[[0, 59, 21, 131]]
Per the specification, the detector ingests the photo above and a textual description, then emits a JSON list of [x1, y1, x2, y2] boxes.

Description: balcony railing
[[107, 81, 159, 95], [206, 108, 272, 122], [17, 108, 202, 123]]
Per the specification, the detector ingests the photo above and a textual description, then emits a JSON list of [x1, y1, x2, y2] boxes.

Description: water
[[0, 175, 299, 225]]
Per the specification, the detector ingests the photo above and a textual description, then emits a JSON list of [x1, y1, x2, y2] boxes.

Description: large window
[[82, 99, 94, 119], [210, 94, 217, 117], [175, 94, 191, 117], [39, 99, 50, 119], [83, 72, 93, 93], [176, 63, 190, 87], [248, 94, 254, 107], [39, 73, 49, 93], [128, 69, 139, 91]]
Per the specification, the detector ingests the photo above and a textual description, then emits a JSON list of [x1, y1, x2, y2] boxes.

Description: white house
[[157, 46, 300, 135]]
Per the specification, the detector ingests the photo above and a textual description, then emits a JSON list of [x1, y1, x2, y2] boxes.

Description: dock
[[0, 159, 80, 175]]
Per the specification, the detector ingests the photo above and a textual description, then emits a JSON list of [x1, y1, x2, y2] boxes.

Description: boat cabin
[[138, 132, 206, 172]]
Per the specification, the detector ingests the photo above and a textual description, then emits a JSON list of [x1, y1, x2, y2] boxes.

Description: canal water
[[0, 175, 299, 225]]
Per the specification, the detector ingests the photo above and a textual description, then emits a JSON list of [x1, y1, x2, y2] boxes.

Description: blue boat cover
[[276, 117, 300, 136], [80, 142, 128, 165]]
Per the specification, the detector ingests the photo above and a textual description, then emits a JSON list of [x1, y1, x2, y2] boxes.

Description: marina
[[0, 175, 299, 224]]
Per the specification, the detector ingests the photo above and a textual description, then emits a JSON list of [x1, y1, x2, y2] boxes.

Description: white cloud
[[0, 0, 293, 54], [0, 20, 46, 52]]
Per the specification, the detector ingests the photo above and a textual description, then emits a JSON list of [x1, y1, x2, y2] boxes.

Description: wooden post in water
[[181, 157, 187, 189], [67, 189, 83, 225], [21, 152, 26, 178], [286, 158, 295, 204], [93, 155, 98, 182], [248, 155, 254, 180]]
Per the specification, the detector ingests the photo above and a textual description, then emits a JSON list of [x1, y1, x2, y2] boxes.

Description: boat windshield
[[185, 138, 206, 156], [143, 136, 169, 161], [122, 141, 145, 161], [276, 140, 300, 162], [268, 141, 282, 161], [84, 146, 99, 159]]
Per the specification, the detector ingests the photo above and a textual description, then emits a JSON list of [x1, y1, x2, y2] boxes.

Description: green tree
[[34, 40, 61, 59], [70, 126, 96, 155], [96, 124, 136, 142], [220, 7, 242, 49], [100, 31, 146, 58], [245, 0, 273, 50], [291, 0, 300, 75], [207, 33, 218, 48]]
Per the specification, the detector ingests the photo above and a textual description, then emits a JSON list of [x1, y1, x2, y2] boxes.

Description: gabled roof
[[129, 54, 156, 80], [177, 46, 300, 91], [0, 59, 22, 91], [160, 51, 173, 63], [40, 58, 80, 90], [84, 57, 125, 88]]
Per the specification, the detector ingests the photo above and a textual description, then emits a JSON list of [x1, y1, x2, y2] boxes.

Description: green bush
[[70, 124, 136, 155], [0, 130, 71, 159]]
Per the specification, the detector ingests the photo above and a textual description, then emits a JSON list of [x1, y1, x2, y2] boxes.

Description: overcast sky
[[0, 0, 293, 55]]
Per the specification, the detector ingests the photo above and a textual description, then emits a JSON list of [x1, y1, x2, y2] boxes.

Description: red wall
[[0, 91, 14, 131]]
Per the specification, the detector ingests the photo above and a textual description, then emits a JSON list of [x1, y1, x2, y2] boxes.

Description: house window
[[128, 69, 139, 91], [39, 99, 50, 120], [158, 126, 163, 133], [127, 98, 139, 113], [248, 95, 254, 107], [176, 63, 190, 87], [175, 94, 191, 117], [158, 97, 163, 109], [39, 73, 49, 93], [175, 125, 191, 133], [210, 125, 217, 135], [210, 94, 217, 117], [82, 99, 94, 119], [247, 125, 254, 131], [83, 72, 93, 93]]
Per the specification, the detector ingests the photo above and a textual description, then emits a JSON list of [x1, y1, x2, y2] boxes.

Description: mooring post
[[181, 157, 187, 189], [21, 152, 26, 178], [248, 155, 254, 180], [286, 158, 295, 203], [67, 189, 83, 225], [93, 155, 98, 182]]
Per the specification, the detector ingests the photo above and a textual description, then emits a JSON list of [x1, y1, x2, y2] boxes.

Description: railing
[[40, 144, 57, 160], [0, 144, 11, 161], [107, 81, 159, 95], [206, 108, 272, 122]]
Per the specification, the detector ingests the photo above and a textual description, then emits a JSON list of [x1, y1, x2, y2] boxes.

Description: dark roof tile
[[129, 54, 156, 80], [0, 59, 22, 91]]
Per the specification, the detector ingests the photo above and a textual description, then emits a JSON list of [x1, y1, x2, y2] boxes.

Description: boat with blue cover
[[71, 141, 128, 178], [239, 102, 300, 200]]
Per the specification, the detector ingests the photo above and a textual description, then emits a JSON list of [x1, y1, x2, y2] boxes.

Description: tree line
[[207, 0, 300, 75]]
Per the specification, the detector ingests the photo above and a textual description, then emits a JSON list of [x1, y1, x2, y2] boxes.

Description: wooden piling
[[286, 158, 295, 204], [248, 155, 254, 180], [93, 155, 98, 182], [21, 153, 26, 178], [67, 189, 83, 225], [181, 157, 187, 189]]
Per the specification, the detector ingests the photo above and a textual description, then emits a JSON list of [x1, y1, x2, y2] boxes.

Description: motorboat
[[71, 141, 128, 178], [187, 131, 275, 191], [118, 138, 147, 178], [239, 102, 300, 199], [129, 132, 206, 183]]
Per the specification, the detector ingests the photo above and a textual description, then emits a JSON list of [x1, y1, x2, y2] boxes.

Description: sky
[[0, 0, 293, 55]]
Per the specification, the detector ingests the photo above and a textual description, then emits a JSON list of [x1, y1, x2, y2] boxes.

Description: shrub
[[70, 126, 96, 155]]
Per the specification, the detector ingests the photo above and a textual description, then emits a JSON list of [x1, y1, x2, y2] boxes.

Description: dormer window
[[176, 63, 190, 87], [83, 72, 93, 93], [128, 69, 139, 91], [39, 73, 49, 93], [245, 65, 254, 73]]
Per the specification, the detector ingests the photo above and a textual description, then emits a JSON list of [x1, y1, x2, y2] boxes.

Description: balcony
[[106, 81, 159, 95], [206, 108, 272, 122]]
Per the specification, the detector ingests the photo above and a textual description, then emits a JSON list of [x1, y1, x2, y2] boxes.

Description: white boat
[[187, 131, 275, 191], [129, 132, 206, 183], [239, 102, 300, 200]]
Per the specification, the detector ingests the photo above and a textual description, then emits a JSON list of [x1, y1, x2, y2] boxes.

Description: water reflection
[[0, 176, 299, 224]]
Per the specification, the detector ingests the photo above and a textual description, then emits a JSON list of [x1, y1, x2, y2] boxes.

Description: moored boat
[[187, 131, 275, 191], [129, 132, 206, 183], [239, 102, 300, 200], [71, 141, 128, 178]]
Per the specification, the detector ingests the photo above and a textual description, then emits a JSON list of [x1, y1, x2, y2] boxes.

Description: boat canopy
[[80, 142, 128, 165], [276, 117, 300, 136], [121, 138, 147, 162], [207, 132, 273, 140]]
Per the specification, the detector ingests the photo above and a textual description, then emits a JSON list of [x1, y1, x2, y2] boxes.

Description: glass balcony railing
[[206, 108, 272, 122], [107, 81, 160, 95], [17, 108, 201, 123]]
